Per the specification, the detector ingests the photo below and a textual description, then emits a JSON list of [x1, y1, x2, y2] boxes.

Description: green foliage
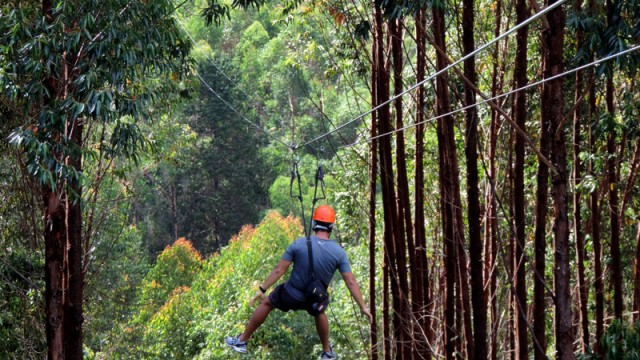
[[579, 321, 640, 360], [137, 238, 203, 320], [0, 0, 192, 189], [103, 211, 371, 359], [83, 222, 149, 355], [0, 250, 45, 359]]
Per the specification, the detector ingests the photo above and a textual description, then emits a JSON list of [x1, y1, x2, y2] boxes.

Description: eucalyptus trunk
[[572, 0, 589, 348], [541, 2, 573, 358], [512, 0, 529, 356], [414, 6, 432, 358], [41, 1, 85, 358], [370, 26, 380, 360], [604, 0, 623, 317], [390, 17, 413, 360], [462, 0, 487, 356], [587, 69, 604, 355], [432, 2, 462, 358], [486, 1, 503, 357]]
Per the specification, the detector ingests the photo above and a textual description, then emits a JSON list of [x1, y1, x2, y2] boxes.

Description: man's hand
[[361, 306, 373, 323], [250, 290, 264, 307]]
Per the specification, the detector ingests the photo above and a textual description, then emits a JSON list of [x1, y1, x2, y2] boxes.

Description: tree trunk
[[572, 1, 589, 349], [541, 2, 573, 358], [414, 6, 431, 358], [369, 25, 380, 360], [43, 186, 66, 360], [65, 119, 85, 360], [373, 6, 393, 359], [432, 2, 461, 358], [533, 10, 551, 360], [462, 0, 487, 356], [486, 2, 502, 358], [512, 0, 529, 356], [42, 1, 84, 358], [390, 18, 413, 360], [374, 7, 405, 359], [605, 12, 623, 317], [587, 70, 604, 354]]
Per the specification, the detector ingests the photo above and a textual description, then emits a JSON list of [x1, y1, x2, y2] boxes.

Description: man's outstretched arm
[[341, 272, 373, 322], [250, 259, 291, 306]]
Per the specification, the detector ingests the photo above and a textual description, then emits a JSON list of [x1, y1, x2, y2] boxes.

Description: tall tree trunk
[[42, 1, 64, 358], [414, 7, 431, 358], [374, 6, 406, 359], [587, 69, 604, 354], [512, 0, 529, 356], [390, 17, 413, 360], [541, 2, 573, 358], [604, 0, 623, 317], [606, 74, 623, 320], [42, 1, 84, 358], [462, 0, 487, 356], [370, 27, 380, 360], [432, 2, 463, 358], [533, 11, 551, 360], [486, 2, 503, 358], [65, 119, 84, 360], [373, 5, 393, 359], [43, 186, 65, 360], [572, 1, 589, 349]]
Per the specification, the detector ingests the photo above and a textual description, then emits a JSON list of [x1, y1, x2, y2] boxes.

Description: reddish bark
[[41, 1, 85, 358], [414, 6, 432, 358], [432, 3, 461, 358], [572, 0, 589, 349], [462, 0, 486, 357], [605, 44, 623, 319], [512, 0, 529, 356], [541, 2, 573, 358], [373, 6, 393, 359], [486, 1, 503, 357], [369, 25, 379, 360], [390, 17, 412, 360], [587, 72, 604, 354]]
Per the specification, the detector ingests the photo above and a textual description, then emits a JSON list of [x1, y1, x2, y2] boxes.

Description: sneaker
[[320, 349, 337, 359], [224, 335, 247, 353]]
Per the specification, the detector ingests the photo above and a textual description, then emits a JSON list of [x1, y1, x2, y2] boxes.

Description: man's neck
[[314, 230, 330, 240]]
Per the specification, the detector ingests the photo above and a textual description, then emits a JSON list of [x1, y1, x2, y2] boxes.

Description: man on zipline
[[225, 204, 372, 360]]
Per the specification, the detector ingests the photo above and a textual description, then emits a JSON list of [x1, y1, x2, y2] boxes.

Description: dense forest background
[[2, 0, 640, 359]]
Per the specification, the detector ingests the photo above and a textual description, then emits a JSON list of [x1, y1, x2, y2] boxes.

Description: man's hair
[[313, 220, 333, 233]]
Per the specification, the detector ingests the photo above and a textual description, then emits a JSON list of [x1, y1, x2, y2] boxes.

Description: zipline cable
[[297, 0, 567, 149], [195, 72, 291, 148], [174, 15, 266, 107], [341, 43, 640, 148]]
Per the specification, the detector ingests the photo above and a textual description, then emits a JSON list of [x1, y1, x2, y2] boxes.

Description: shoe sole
[[228, 345, 247, 354]]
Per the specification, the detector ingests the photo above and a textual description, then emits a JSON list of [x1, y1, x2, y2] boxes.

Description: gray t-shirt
[[282, 236, 352, 301]]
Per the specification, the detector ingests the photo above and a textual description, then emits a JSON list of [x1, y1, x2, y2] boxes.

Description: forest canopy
[[2, 0, 640, 358]]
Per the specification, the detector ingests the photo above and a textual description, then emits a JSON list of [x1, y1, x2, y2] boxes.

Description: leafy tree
[[0, 1, 191, 357]]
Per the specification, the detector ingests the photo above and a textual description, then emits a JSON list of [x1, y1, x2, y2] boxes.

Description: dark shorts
[[268, 284, 330, 317]]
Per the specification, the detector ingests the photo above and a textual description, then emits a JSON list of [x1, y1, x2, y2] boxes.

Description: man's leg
[[314, 312, 331, 352], [239, 296, 274, 342]]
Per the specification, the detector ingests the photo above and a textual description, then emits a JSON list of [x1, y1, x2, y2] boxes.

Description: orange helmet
[[313, 205, 336, 223], [313, 205, 336, 231]]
